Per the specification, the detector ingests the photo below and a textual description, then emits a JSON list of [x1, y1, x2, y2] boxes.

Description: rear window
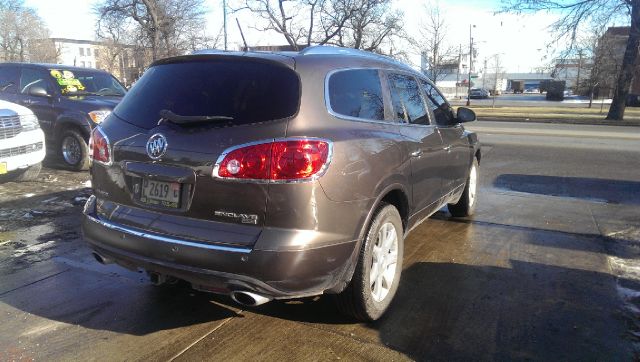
[[113, 58, 300, 129]]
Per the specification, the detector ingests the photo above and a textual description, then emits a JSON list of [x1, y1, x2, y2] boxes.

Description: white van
[[0, 100, 45, 181]]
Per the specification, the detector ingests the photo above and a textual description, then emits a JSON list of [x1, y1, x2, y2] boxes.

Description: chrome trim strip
[[85, 213, 252, 254], [211, 136, 333, 184]]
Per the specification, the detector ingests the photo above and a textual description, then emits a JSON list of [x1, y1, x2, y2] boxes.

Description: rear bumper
[[81, 196, 357, 298]]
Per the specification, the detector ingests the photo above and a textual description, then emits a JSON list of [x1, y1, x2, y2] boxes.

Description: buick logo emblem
[[146, 133, 167, 160]]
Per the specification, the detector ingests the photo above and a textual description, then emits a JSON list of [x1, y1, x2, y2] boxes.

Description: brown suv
[[81, 46, 480, 321]]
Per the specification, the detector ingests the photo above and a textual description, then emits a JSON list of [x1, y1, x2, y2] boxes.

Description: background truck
[[511, 80, 524, 94], [540, 80, 551, 94], [546, 80, 566, 101]]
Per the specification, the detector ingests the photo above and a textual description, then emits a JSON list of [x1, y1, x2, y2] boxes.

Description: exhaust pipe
[[147, 271, 178, 286], [92, 252, 112, 264], [230, 291, 272, 307]]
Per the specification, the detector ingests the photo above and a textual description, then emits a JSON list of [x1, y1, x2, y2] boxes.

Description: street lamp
[[466, 24, 476, 106]]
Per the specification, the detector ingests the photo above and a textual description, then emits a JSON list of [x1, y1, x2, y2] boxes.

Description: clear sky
[[24, 0, 571, 72]]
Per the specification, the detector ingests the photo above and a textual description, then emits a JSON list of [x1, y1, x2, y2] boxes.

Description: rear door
[[94, 56, 299, 241], [421, 80, 470, 192], [387, 72, 446, 216]]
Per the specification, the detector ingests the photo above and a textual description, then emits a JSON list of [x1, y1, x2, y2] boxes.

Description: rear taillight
[[215, 139, 331, 182], [89, 127, 111, 165]]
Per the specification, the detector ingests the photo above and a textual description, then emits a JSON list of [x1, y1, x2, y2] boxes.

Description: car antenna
[[236, 18, 249, 51]]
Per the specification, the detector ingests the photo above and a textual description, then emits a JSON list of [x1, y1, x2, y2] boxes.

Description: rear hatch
[[92, 55, 299, 248]]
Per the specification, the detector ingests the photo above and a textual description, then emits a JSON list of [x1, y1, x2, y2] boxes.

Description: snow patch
[[609, 256, 640, 281], [21, 321, 67, 337], [13, 240, 56, 257]]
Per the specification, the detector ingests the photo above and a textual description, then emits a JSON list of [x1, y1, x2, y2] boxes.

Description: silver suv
[[82, 46, 480, 321]]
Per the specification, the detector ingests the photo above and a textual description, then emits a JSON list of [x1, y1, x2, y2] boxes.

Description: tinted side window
[[328, 69, 384, 121], [20, 68, 53, 95], [0, 66, 18, 94], [388, 73, 429, 125], [421, 79, 454, 125]]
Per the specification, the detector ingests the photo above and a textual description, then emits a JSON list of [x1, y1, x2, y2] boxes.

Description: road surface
[[0, 122, 639, 360]]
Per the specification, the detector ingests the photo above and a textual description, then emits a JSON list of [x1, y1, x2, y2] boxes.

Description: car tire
[[60, 129, 90, 171], [13, 162, 42, 182], [335, 203, 404, 321], [448, 157, 479, 217]]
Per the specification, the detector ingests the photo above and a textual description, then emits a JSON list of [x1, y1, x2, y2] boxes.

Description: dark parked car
[[82, 46, 480, 321], [627, 94, 640, 107], [469, 88, 489, 99], [0, 63, 126, 170]]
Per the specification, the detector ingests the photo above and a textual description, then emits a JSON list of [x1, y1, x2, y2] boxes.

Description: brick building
[[594, 27, 639, 97]]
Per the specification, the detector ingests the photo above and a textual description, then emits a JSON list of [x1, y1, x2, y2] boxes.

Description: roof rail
[[192, 49, 229, 55], [299, 45, 384, 59], [299, 45, 413, 70]]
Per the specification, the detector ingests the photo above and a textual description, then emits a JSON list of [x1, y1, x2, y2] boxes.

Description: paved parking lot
[[0, 122, 639, 360]]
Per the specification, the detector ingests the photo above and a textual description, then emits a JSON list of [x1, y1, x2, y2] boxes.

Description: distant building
[[420, 51, 477, 87], [593, 27, 639, 97], [552, 57, 592, 90], [47, 38, 150, 86], [50, 38, 101, 69], [420, 52, 480, 98]]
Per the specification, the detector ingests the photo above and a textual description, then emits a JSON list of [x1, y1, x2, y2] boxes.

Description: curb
[[477, 117, 640, 127]]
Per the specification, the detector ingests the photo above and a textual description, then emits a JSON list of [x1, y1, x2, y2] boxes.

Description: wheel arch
[[328, 183, 410, 294], [53, 115, 92, 141]]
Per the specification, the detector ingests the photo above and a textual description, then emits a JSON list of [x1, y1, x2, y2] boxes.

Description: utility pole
[[482, 58, 487, 89], [492, 55, 500, 108], [223, 0, 228, 50], [467, 25, 473, 106], [576, 49, 583, 93], [456, 44, 461, 99]]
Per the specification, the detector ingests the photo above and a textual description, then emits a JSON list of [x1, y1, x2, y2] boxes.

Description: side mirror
[[456, 107, 476, 123], [29, 86, 51, 98]]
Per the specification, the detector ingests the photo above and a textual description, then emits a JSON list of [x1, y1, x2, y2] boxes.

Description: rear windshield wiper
[[159, 109, 234, 125]]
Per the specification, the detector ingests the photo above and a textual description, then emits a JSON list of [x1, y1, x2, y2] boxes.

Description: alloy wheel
[[370, 222, 398, 302], [62, 136, 81, 165]]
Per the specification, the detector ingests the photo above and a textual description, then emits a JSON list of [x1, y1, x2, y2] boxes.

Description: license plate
[[140, 179, 181, 208], [0, 163, 6, 175]]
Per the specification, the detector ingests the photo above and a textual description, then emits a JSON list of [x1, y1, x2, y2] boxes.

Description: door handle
[[443, 145, 452, 152], [20, 99, 34, 106], [411, 150, 423, 158]]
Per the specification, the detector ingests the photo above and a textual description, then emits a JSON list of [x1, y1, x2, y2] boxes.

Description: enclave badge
[[146, 133, 167, 160]]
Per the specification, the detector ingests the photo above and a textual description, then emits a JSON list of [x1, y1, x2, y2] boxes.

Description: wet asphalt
[[0, 122, 639, 361]]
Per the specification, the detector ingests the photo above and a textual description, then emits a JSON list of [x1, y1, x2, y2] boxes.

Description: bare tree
[[0, 0, 56, 62], [415, 3, 456, 82], [95, 0, 209, 61], [488, 54, 506, 107], [332, 0, 403, 52], [501, 0, 640, 120], [237, 0, 309, 49], [236, 0, 402, 53]]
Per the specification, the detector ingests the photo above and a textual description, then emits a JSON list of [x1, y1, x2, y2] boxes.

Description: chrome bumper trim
[[85, 212, 252, 254]]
